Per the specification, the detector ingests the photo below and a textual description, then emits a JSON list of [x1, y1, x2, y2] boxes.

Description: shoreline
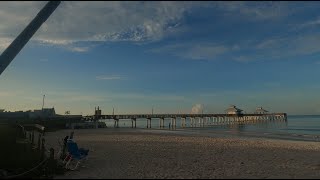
[[76, 126, 320, 143], [45, 128, 320, 179]]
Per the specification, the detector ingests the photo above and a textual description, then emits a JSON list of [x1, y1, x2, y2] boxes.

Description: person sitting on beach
[[67, 139, 89, 156]]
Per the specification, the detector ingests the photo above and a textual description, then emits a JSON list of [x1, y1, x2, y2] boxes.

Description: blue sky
[[1, 1, 320, 115]]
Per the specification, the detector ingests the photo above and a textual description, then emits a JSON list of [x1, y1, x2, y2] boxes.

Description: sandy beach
[[45, 128, 320, 179]]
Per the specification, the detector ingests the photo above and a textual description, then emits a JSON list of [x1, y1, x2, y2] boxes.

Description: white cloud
[[115, 93, 186, 102], [96, 75, 123, 80], [69, 46, 90, 53], [0, 1, 198, 51], [150, 30, 320, 62], [0, 37, 13, 52], [0, 1, 296, 54], [233, 56, 254, 63], [229, 32, 320, 62], [296, 16, 320, 30], [191, 104, 204, 114], [199, 93, 218, 97], [150, 43, 229, 60], [183, 45, 228, 60], [256, 39, 281, 50], [1, 0, 316, 62], [37, 39, 73, 45], [214, 1, 292, 21], [294, 34, 320, 55]]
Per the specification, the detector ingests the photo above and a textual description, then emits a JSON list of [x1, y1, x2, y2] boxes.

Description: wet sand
[[45, 128, 320, 179]]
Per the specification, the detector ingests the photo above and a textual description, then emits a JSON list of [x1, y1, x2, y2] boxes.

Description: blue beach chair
[[64, 139, 89, 170]]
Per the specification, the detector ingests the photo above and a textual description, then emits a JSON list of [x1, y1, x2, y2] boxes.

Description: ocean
[[99, 115, 320, 142]]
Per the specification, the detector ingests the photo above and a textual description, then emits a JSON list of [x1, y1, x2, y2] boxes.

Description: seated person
[[67, 139, 89, 157]]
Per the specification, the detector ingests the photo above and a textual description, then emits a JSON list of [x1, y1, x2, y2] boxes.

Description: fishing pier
[[82, 113, 287, 129]]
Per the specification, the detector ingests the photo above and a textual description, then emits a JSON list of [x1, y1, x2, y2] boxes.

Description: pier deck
[[79, 113, 287, 129]]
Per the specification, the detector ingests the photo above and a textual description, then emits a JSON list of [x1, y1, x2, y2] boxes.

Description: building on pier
[[255, 107, 268, 114], [94, 106, 102, 120], [0, 107, 56, 120], [225, 105, 243, 115], [95, 106, 101, 116], [30, 107, 56, 119]]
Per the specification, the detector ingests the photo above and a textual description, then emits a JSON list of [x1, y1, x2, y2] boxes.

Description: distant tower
[[94, 106, 102, 120], [42, 94, 45, 110]]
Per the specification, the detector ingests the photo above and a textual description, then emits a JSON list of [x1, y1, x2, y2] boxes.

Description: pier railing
[[83, 113, 287, 120], [79, 113, 287, 129]]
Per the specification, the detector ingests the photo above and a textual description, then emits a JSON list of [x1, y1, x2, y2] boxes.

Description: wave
[[283, 128, 320, 132]]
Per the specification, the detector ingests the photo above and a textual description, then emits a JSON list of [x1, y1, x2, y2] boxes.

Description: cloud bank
[[1, 1, 319, 61]]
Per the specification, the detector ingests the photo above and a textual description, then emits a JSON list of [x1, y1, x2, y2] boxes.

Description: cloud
[[119, 93, 186, 102], [295, 16, 320, 30], [0, 88, 26, 98], [150, 43, 229, 60], [233, 56, 255, 63], [263, 82, 281, 88], [0, 1, 198, 51], [0, 1, 297, 53], [0, 91, 14, 97], [214, 1, 292, 21], [41, 90, 186, 106], [58, 95, 107, 103], [36, 39, 73, 46], [96, 75, 123, 80], [199, 93, 218, 97], [150, 30, 320, 62], [229, 31, 320, 62], [36, 39, 93, 53], [256, 33, 320, 57], [1, 1, 316, 61], [39, 58, 49, 62], [69, 46, 90, 52], [184, 45, 228, 60], [191, 104, 204, 114], [0, 37, 13, 52]]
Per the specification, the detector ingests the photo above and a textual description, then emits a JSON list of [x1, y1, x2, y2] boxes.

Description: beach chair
[[64, 139, 89, 170]]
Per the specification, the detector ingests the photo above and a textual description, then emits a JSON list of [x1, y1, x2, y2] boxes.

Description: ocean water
[[99, 115, 320, 141]]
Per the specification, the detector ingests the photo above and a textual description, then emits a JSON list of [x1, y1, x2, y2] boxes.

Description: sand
[[44, 128, 320, 179]]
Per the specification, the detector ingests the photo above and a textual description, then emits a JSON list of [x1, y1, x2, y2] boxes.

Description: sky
[[1, 1, 320, 115]]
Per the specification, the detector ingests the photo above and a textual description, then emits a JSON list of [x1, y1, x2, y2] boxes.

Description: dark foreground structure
[[0, 1, 62, 178]]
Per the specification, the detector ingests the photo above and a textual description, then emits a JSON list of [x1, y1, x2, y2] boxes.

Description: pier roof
[[225, 105, 243, 113], [255, 107, 268, 113]]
